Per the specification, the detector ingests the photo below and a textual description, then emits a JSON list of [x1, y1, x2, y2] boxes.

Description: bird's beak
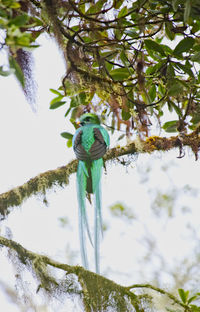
[[74, 120, 81, 129]]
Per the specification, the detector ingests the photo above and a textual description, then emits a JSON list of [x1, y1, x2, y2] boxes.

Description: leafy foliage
[[178, 289, 200, 312], [1, 0, 200, 137]]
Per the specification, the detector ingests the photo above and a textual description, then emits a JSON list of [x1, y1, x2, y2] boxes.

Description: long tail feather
[[78, 201, 89, 269], [91, 159, 103, 274], [77, 161, 93, 246], [77, 161, 94, 269], [94, 182, 101, 274]]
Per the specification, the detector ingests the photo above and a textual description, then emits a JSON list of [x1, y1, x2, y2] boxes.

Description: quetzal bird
[[72, 113, 110, 273]]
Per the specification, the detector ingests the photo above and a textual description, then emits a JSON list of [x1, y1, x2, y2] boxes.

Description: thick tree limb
[[0, 235, 142, 311], [0, 235, 192, 312], [0, 131, 199, 218]]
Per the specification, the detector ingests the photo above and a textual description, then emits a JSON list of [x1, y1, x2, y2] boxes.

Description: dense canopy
[[1, 0, 200, 140]]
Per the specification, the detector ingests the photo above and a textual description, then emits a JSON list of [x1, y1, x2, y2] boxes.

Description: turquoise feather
[[72, 113, 109, 273]]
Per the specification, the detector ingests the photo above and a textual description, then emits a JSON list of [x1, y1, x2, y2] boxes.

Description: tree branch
[[0, 235, 193, 311], [0, 235, 143, 311], [127, 284, 189, 310], [0, 131, 199, 218]]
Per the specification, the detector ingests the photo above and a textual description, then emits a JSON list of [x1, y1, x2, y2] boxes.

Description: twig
[[127, 284, 191, 311]]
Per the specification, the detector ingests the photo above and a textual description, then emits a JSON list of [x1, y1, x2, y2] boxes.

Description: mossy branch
[[0, 130, 199, 218], [0, 235, 143, 311], [0, 235, 192, 312], [127, 284, 189, 310]]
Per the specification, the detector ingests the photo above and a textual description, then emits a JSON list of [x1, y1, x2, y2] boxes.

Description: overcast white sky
[[0, 35, 200, 311]]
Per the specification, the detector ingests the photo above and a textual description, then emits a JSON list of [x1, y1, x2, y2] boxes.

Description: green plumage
[[72, 113, 109, 273]]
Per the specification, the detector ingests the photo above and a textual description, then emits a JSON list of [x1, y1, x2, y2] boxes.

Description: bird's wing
[[100, 126, 110, 147], [89, 128, 107, 160], [73, 130, 89, 160]]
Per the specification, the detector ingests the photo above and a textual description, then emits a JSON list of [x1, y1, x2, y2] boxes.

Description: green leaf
[[188, 296, 198, 304], [194, 43, 200, 52], [64, 107, 71, 117], [167, 101, 173, 112], [113, 0, 124, 9], [165, 22, 175, 40], [118, 6, 128, 18], [144, 39, 166, 56], [114, 28, 123, 40], [168, 82, 183, 96], [50, 88, 62, 96], [31, 16, 44, 27], [170, 102, 182, 116], [71, 25, 79, 32], [0, 8, 8, 17], [191, 22, 200, 33], [178, 289, 189, 304], [60, 132, 73, 140], [105, 61, 113, 72], [120, 50, 131, 67], [67, 139, 72, 148], [161, 44, 173, 55], [9, 56, 24, 87], [110, 68, 130, 81], [173, 37, 195, 55], [50, 95, 63, 105], [122, 109, 131, 120], [100, 51, 117, 59], [79, 2, 85, 13], [158, 83, 165, 96], [162, 120, 178, 132], [71, 107, 79, 122], [2, 0, 20, 9], [189, 304, 200, 312], [149, 84, 156, 102], [8, 14, 29, 27], [86, 0, 105, 14], [50, 101, 66, 109], [166, 63, 175, 78], [146, 62, 164, 75], [191, 52, 200, 63], [125, 30, 138, 38], [15, 33, 32, 47], [174, 62, 194, 77]]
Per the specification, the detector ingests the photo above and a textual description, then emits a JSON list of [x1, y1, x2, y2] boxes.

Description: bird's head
[[79, 113, 101, 126]]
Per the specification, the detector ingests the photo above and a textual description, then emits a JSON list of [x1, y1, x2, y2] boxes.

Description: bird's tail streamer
[[91, 159, 103, 274], [77, 161, 93, 269]]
